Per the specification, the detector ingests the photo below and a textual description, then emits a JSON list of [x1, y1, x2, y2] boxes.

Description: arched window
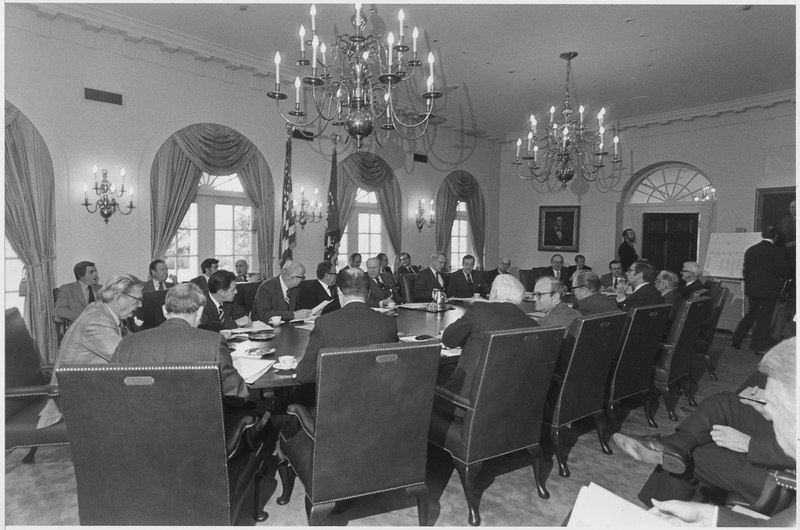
[[629, 164, 714, 204], [337, 187, 383, 266], [449, 202, 473, 267]]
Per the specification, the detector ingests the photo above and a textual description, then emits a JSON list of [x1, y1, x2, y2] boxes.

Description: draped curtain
[[150, 124, 275, 277], [336, 152, 403, 259], [5, 102, 58, 360], [434, 170, 487, 269]]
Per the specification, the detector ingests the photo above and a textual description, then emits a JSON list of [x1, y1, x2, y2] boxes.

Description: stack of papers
[[231, 321, 273, 333], [232, 357, 275, 384], [567, 482, 676, 527]]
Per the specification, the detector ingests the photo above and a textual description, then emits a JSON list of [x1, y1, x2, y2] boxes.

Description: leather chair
[[604, 304, 672, 431], [276, 342, 440, 526], [693, 284, 730, 381], [399, 274, 416, 303], [518, 269, 538, 292], [52, 287, 70, 345], [429, 326, 564, 526], [545, 312, 627, 477], [726, 469, 796, 517], [652, 297, 711, 421], [5, 308, 68, 463], [56, 362, 268, 525]]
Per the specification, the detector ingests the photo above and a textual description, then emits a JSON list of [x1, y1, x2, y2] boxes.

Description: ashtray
[[247, 347, 276, 358], [249, 331, 275, 341]]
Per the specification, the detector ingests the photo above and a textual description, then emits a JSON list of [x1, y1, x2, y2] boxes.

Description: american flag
[[323, 145, 340, 263], [279, 134, 296, 266]]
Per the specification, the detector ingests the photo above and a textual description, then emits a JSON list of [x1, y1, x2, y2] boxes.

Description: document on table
[[310, 299, 332, 315], [229, 340, 274, 358], [399, 335, 442, 343], [399, 303, 429, 309], [231, 321, 273, 333], [440, 346, 461, 357], [294, 321, 316, 331], [567, 482, 676, 527], [233, 357, 275, 383]]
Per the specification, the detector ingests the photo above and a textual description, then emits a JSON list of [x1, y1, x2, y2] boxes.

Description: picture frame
[[754, 186, 795, 232], [538, 206, 580, 252]]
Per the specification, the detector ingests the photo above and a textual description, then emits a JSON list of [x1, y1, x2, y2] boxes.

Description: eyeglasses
[[532, 291, 555, 299], [121, 292, 143, 303]]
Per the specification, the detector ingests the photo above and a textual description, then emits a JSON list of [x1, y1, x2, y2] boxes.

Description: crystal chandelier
[[267, 3, 442, 151], [81, 165, 135, 224], [513, 52, 621, 189]]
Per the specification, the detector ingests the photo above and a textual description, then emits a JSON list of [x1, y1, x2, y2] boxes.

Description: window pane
[[216, 204, 233, 230], [235, 231, 252, 257], [217, 256, 234, 271], [5, 259, 24, 291], [358, 234, 370, 251], [215, 230, 233, 255], [234, 205, 251, 230], [370, 213, 382, 232], [6, 294, 23, 312], [185, 203, 198, 227]]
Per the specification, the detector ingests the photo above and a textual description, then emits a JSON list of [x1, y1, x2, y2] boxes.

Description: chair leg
[[406, 484, 430, 526], [655, 382, 678, 421], [253, 467, 269, 522], [643, 396, 658, 429], [454, 459, 483, 526], [703, 354, 718, 381], [593, 412, 613, 455], [551, 427, 570, 478], [605, 400, 618, 434], [276, 460, 296, 505], [22, 446, 38, 464], [307, 499, 336, 526], [526, 445, 550, 499], [679, 377, 698, 407]]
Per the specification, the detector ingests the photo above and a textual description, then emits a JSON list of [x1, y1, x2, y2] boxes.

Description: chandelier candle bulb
[[428, 52, 434, 81], [527, 132, 533, 153], [412, 27, 418, 54], [299, 25, 306, 52], [120, 168, 125, 185], [294, 76, 301, 104], [533, 145, 538, 162], [550, 106, 555, 125], [398, 9, 404, 37], [83, 183, 89, 199], [310, 4, 316, 33], [274, 52, 281, 84], [387, 32, 394, 68], [613, 136, 619, 157], [579, 105, 584, 126], [516, 138, 521, 159], [530, 114, 536, 134], [354, 2, 361, 26], [320, 43, 326, 66], [312, 35, 318, 69], [92, 164, 98, 178]]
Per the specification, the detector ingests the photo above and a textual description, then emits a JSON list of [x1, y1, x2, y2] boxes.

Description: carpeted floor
[[5, 332, 762, 526]]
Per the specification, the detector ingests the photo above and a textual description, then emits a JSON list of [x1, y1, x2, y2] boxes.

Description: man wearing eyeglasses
[[38, 273, 144, 428], [616, 260, 664, 311], [538, 254, 567, 285], [532, 276, 581, 336], [298, 261, 340, 315], [678, 261, 705, 299], [252, 261, 312, 323], [484, 257, 511, 289], [573, 271, 619, 315]]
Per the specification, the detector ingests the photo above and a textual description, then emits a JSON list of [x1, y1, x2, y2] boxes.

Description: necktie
[[377, 277, 386, 290], [328, 286, 336, 299], [119, 321, 129, 337], [284, 294, 290, 304], [87, 286, 95, 303], [466, 273, 473, 286], [436, 272, 444, 287], [158, 281, 165, 291], [555, 270, 560, 279], [614, 278, 619, 288], [218, 305, 224, 320]]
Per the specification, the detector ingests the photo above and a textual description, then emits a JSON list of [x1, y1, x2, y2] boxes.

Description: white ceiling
[[88, 2, 796, 140]]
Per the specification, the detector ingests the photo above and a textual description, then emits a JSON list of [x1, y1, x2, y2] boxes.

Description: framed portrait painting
[[538, 206, 580, 252], [754, 187, 795, 232]]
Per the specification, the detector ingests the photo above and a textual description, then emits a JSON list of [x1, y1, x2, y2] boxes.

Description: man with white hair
[[413, 252, 448, 302], [679, 261, 704, 299], [252, 261, 312, 323], [437, 274, 537, 396], [656, 269, 685, 325]]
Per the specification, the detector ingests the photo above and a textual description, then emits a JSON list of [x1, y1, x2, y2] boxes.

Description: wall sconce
[[416, 199, 435, 232], [82, 165, 135, 224], [292, 186, 324, 229], [693, 185, 717, 202]]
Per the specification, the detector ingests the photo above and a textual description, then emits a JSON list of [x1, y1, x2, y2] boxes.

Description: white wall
[[5, 5, 500, 284]]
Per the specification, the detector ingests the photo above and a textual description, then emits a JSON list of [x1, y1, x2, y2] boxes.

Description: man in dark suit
[[655, 269, 685, 325], [413, 252, 447, 302], [533, 276, 581, 336], [365, 257, 401, 308], [446, 254, 487, 298], [612, 338, 796, 526], [618, 228, 639, 271], [298, 261, 340, 315], [565, 254, 592, 288], [678, 261, 705, 299], [600, 260, 625, 291], [199, 270, 251, 332], [346, 252, 362, 270], [112, 282, 249, 404], [54, 260, 101, 322], [141, 259, 175, 293], [616, 260, 664, 311], [731, 226, 791, 353], [572, 271, 619, 315], [439, 274, 537, 396], [296, 267, 398, 385], [483, 257, 511, 288], [190, 257, 219, 293], [376, 252, 393, 275], [396, 252, 420, 276], [234, 259, 263, 283], [252, 261, 311, 323], [538, 254, 567, 285]]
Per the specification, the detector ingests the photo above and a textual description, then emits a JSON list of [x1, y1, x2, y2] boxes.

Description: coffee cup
[[278, 355, 294, 368], [269, 316, 282, 326]]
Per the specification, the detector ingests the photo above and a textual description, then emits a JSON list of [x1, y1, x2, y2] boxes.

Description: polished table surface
[[240, 303, 472, 389]]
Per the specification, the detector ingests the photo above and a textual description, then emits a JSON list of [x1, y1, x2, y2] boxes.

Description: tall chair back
[[546, 311, 627, 477], [57, 363, 265, 525], [518, 269, 538, 292], [398, 274, 416, 303], [694, 285, 730, 380]]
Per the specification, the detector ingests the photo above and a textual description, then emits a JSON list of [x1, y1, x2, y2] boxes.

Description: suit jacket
[[54, 281, 100, 322], [600, 272, 624, 290], [566, 265, 592, 286], [189, 275, 209, 293], [662, 289, 685, 324], [743, 240, 790, 299], [618, 282, 664, 312], [537, 267, 567, 285], [440, 302, 538, 396], [199, 294, 249, 332], [678, 279, 704, 299], [484, 268, 502, 288], [298, 280, 340, 314], [366, 273, 401, 307], [575, 292, 620, 315], [141, 279, 175, 293], [296, 301, 398, 383], [413, 267, 446, 302], [112, 318, 248, 400], [537, 301, 582, 336], [446, 269, 487, 298], [396, 265, 420, 276], [252, 277, 300, 322], [618, 241, 639, 270]]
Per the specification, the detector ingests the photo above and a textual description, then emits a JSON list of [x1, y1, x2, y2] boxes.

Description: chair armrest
[[40, 363, 55, 377], [224, 411, 259, 460], [287, 404, 315, 438], [433, 385, 474, 410], [6, 384, 59, 398]]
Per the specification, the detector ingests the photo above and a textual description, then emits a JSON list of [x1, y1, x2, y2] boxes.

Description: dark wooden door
[[641, 213, 698, 274]]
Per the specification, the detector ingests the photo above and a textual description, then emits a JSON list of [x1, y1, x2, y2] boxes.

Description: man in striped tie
[[142, 259, 175, 293]]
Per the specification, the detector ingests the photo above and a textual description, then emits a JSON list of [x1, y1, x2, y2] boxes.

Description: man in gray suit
[[573, 271, 619, 315], [113, 283, 248, 403], [54, 260, 101, 322], [533, 276, 581, 336], [141, 258, 175, 293]]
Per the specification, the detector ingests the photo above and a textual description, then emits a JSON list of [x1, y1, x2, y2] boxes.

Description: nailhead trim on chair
[[6, 441, 70, 453]]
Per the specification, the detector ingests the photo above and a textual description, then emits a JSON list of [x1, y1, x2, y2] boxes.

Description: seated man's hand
[[649, 499, 716, 526], [710, 424, 750, 453], [293, 309, 312, 320], [235, 315, 251, 327]]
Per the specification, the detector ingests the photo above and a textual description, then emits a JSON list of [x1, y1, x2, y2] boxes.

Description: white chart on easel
[[703, 232, 764, 279]]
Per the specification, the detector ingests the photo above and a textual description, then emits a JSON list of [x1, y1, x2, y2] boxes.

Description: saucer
[[274, 361, 296, 371]]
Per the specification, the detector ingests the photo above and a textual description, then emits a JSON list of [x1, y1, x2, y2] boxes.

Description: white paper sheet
[[231, 321, 273, 333], [232, 357, 275, 383], [567, 483, 676, 527]]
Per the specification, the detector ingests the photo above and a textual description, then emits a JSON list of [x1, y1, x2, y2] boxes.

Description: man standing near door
[[618, 228, 639, 271]]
